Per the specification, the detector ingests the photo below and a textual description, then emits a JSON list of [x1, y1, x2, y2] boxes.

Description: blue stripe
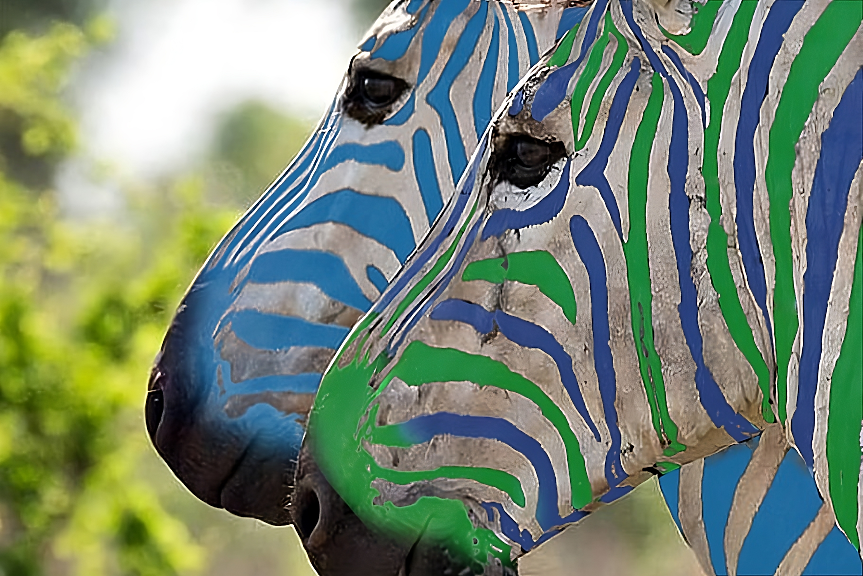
[[366, 265, 389, 293], [473, 11, 499, 140], [360, 36, 376, 52], [657, 468, 683, 533], [793, 69, 863, 467], [661, 45, 706, 128], [228, 310, 349, 352], [570, 215, 626, 488], [402, 413, 561, 531], [413, 129, 445, 226], [246, 248, 372, 311], [416, 0, 471, 86], [733, 0, 803, 343], [429, 299, 601, 441], [481, 502, 537, 551], [804, 526, 863, 575], [499, 8, 520, 92], [517, 12, 538, 65], [623, 0, 758, 442], [574, 59, 641, 238], [427, 2, 488, 185], [509, 90, 524, 116], [372, 3, 430, 61], [384, 92, 416, 126], [557, 7, 589, 40], [482, 161, 571, 240], [273, 189, 415, 262], [321, 141, 405, 173]]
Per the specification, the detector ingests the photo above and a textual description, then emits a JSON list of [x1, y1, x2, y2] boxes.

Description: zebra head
[[295, 0, 857, 571], [146, 0, 584, 527]]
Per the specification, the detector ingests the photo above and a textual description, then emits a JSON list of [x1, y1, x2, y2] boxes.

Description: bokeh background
[[0, 1, 705, 574]]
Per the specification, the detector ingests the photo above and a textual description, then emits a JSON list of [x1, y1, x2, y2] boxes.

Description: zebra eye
[[343, 68, 409, 125], [494, 135, 566, 189]]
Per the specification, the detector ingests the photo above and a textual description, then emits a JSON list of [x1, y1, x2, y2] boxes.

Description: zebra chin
[[291, 445, 517, 576], [146, 295, 299, 526]]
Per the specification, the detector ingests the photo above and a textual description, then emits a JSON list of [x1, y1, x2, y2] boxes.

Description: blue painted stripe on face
[[700, 437, 753, 575], [373, 132, 487, 314], [804, 526, 863, 575], [509, 90, 524, 116], [430, 298, 601, 441], [360, 35, 376, 52], [517, 12, 539, 65], [223, 372, 324, 396], [473, 10, 499, 140], [273, 189, 415, 262], [733, 0, 803, 344], [570, 215, 626, 488], [481, 502, 536, 551], [384, 91, 416, 126], [657, 468, 683, 533], [574, 59, 641, 238], [499, 8, 520, 92], [736, 447, 822, 575], [366, 265, 389, 294], [372, 4, 430, 61], [557, 7, 589, 40], [228, 310, 349, 352], [406, 0, 424, 15], [482, 161, 571, 241], [416, 0, 471, 86], [413, 129, 445, 227], [598, 484, 632, 503], [245, 248, 373, 311], [532, 0, 609, 122], [401, 413, 561, 531], [322, 141, 405, 173], [427, 2, 489, 186], [793, 69, 863, 468], [661, 45, 706, 128], [623, 0, 758, 442]]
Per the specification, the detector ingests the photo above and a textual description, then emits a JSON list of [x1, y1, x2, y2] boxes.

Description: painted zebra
[[146, 0, 583, 526], [298, 0, 863, 574]]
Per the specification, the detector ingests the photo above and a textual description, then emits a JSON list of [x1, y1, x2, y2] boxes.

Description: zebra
[[145, 0, 584, 527], [296, 0, 863, 574]]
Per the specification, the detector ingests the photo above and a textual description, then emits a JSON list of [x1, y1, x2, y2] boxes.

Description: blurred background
[[0, 0, 704, 574]]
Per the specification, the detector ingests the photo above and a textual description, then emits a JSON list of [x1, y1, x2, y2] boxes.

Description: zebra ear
[[343, 66, 410, 126]]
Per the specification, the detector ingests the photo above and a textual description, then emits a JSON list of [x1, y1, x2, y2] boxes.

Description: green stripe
[[827, 224, 863, 551], [381, 341, 593, 508], [767, 2, 862, 422], [462, 250, 577, 323], [573, 13, 628, 151], [568, 18, 610, 142], [625, 73, 685, 456], [700, 0, 774, 422], [548, 24, 579, 68], [661, 0, 722, 55]]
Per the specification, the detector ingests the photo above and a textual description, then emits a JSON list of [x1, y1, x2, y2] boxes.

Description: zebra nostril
[[295, 483, 322, 544], [145, 388, 165, 442]]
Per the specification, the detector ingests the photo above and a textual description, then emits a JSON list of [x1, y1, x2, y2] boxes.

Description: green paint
[[572, 13, 627, 152], [309, 340, 513, 571], [548, 24, 579, 68], [382, 199, 479, 335], [568, 20, 610, 145], [766, 2, 862, 422], [380, 341, 593, 508], [661, 0, 722, 55], [624, 73, 685, 455], [826, 225, 863, 551], [699, 0, 774, 422], [655, 461, 681, 474], [462, 250, 577, 323]]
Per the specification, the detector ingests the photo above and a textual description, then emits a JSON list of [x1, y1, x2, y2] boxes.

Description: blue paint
[[509, 91, 524, 116], [557, 7, 589, 40], [481, 502, 536, 551], [413, 129, 445, 226], [598, 484, 632, 503], [372, 4, 430, 61], [737, 448, 823, 575], [224, 373, 324, 396], [322, 141, 405, 173], [570, 215, 626, 488], [661, 45, 706, 128], [273, 189, 415, 262], [405, 0, 424, 15], [366, 265, 389, 293], [482, 161, 571, 240], [574, 59, 641, 238], [517, 12, 538, 65], [360, 35, 376, 52], [499, 8, 521, 92], [473, 11, 499, 140], [416, 0, 471, 86], [804, 526, 863, 575], [228, 310, 349, 353], [245, 248, 372, 311], [402, 413, 561, 531], [657, 468, 683, 533], [532, 0, 609, 122], [622, 0, 758, 442], [793, 69, 863, 467], [701, 440, 755, 575], [430, 298, 601, 441], [733, 0, 803, 343], [384, 92, 416, 126], [427, 2, 488, 185]]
